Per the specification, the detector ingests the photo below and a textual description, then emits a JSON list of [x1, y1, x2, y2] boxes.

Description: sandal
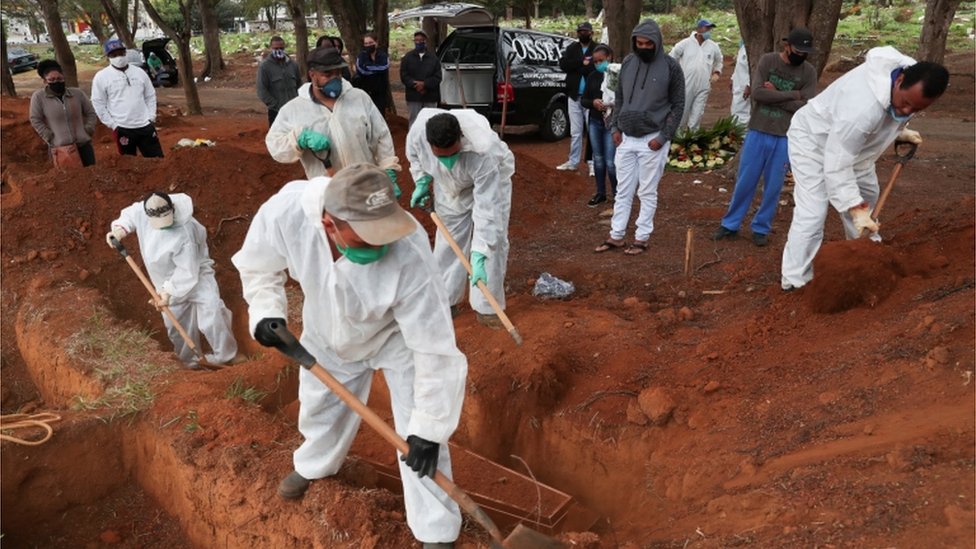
[[624, 240, 648, 255], [594, 239, 626, 253]]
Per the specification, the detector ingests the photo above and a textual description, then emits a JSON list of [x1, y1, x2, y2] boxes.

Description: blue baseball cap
[[697, 19, 717, 29], [103, 39, 125, 55]]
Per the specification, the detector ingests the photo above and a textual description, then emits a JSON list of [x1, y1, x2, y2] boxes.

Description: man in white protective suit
[[780, 47, 948, 291], [231, 164, 468, 549], [670, 19, 723, 131], [730, 41, 751, 126], [105, 192, 238, 369], [265, 46, 402, 195], [405, 109, 514, 328]]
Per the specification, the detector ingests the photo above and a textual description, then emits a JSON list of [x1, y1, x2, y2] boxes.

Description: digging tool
[[428, 212, 522, 346], [499, 51, 517, 139], [860, 141, 918, 237], [447, 48, 468, 109], [108, 236, 222, 370], [265, 321, 561, 549]]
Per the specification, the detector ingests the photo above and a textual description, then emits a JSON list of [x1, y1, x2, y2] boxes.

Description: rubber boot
[[277, 471, 310, 499]]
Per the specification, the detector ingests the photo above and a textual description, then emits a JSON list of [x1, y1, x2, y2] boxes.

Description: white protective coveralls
[[406, 108, 514, 315], [730, 43, 751, 126], [670, 32, 723, 130], [110, 194, 237, 366], [231, 178, 468, 544], [265, 81, 400, 178], [781, 46, 917, 290]]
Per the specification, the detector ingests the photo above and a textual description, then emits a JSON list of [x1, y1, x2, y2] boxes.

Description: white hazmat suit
[[266, 81, 399, 178], [781, 46, 917, 290], [730, 43, 751, 126], [670, 32, 723, 130], [406, 108, 514, 316], [231, 178, 468, 544], [110, 194, 237, 367]]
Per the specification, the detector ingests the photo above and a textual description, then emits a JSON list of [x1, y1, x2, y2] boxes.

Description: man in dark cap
[[400, 30, 443, 127], [556, 21, 597, 172], [669, 19, 723, 130]]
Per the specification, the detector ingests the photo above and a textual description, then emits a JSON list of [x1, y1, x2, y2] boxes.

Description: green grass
[[225, 375, 267, 404]]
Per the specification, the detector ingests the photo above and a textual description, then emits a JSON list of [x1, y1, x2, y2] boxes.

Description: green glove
[[386, 168, 401, 198], [410, 174, 433, 208], [297, 129, 330, 152], [469, 251, 487, 286]]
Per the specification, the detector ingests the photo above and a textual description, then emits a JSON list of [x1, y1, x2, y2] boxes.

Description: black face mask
[[636, 47, 656, 62], [364, 45, 376, 54], [49, 82, 66, 95], [578, 34, 592, 45], [787, 51, 807, 66]]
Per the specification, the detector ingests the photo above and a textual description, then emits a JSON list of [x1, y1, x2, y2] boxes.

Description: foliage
[[225, 375, 268, 404], [666, 116, 745, 172]]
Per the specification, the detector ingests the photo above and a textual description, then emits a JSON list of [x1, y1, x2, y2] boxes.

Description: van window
[[440, 29, 497, 64]]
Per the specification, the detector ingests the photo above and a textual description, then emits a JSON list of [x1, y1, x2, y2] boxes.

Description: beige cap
[[323, 164, 415, 246], [143, 192, 175, 229]]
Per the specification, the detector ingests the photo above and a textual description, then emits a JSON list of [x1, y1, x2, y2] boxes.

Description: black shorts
[[114, 123, 164, 158]]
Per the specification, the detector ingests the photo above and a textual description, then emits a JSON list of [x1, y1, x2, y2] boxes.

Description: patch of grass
[[183, 410, 201, 433], [225, 376, 268, 404]]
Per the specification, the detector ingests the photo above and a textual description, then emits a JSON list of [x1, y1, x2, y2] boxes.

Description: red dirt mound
[[806, 239, 904, 313]]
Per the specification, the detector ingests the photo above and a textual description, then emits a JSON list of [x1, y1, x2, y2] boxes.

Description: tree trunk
[[27, 13, 45, 43], [421, 0, 444, 48], [38, 0, 80, 87], [287, 0, 309, 75], [315, 0, 324, 29], [324, 0, 367, 62], [734, 0, 843, 79], [131, 0, 139, 39], [199, 0, 226, 78], [371, 0, 395, 115], [918, 0, 961, 63], [1, 24, 17, 97], [82, 10, 110, 44], [100, 0, 136, 47], [264, 6, 275, 31], [604, 0, 642, 61], [585, 0, 593, 20], [141, 0, 202, 115]]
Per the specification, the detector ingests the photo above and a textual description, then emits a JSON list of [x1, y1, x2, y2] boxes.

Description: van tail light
[[496, 82, 514, 103]]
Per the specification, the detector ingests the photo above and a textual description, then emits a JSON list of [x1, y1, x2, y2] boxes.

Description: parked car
[[7, 47, 39, 74], [141, 38, 179, 88], [78, 32, 99, 45], [391, 3, 573, 141]]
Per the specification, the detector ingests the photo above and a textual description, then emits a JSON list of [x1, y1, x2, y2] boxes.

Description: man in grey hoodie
[[594, 19, 684, 255]]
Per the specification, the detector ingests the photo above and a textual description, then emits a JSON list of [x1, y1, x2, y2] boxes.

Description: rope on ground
[[0, 412, 62, 445]]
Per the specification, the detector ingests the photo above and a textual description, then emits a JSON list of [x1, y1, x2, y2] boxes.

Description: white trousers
[[781, 145, 881, 290], [162, 273, 237, 366], [433, 204, 510, 315], [567, 97, 588, 165], [610, 132, 669, 242], [730, 91, 750, 127], [681, 85, 710, 130], [294, 336, 462, 543]]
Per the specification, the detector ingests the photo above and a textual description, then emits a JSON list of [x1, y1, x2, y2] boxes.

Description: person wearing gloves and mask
[[256, 36, 301, 126], [400, 30, 442, 127], [669, 19, 723, 131], [780, 48, 947, 291], [713, 28, 818, 247], [91, 39, 163, 157], [266, 46, 401, 193], [594, 19, 684, 256], [406, 109, 514, 328], [106, 192, 239, 370], [29, 59, 98, 167], [232, 164, 468, 549]]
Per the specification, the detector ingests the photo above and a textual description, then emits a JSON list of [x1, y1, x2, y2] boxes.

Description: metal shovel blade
[[502, 523, 566, 549]]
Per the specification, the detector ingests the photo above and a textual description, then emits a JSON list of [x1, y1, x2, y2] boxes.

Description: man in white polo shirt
[[91, 39, 163, 157]]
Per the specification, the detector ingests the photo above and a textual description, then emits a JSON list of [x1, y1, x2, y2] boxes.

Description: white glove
[[150, 291, 170, 311], [897, 128, 922, 145], [105, 226, 127, 248], [850, 205, 880, 235]]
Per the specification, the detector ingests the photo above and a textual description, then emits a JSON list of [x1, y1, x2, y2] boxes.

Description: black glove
[[401, 435, 439, 479], [254, 318, 287, 349]]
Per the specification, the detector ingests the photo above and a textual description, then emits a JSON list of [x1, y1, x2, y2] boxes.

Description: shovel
[[109, 236, 222, 370], [860, 140, 918, 237], [429, 212, 522, 346], [265, 321, 561, 548]]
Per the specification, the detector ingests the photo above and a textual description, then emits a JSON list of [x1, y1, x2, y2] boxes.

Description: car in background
[[78, 32, 99, 45], [141, 38, 179, 88], [7, 47, 39, 74]]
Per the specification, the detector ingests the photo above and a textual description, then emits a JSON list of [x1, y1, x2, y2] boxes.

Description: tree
[[71, 0, 112, 44], [917, 0, 961, 64], [37, 0, 80, 87], [733, 0, 843, 79], [142, 0, 203, 115], [604, 0, 642, 60], [1, 22, 17, 97], [2, 0, 46, 44], [100, 0, 138, 47], [199, 0, 226, 78], [286, 0, 310, 74], [324, 0, 367, 60]]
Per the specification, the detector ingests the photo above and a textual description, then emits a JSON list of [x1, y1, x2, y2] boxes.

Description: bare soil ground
[[1, 51, 973, 548]]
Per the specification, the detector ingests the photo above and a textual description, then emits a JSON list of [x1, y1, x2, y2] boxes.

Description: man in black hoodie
[[557, 21, 596, 172], [594, 19, 684, 256]]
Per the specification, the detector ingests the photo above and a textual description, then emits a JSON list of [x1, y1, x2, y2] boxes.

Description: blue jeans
[[720, 130, 789, 235], [588, 115, 617, 197]]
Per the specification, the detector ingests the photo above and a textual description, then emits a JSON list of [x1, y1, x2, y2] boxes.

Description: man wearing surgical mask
[[257, 36, 301, 126], [266, 46, 401, 189], [406, 109, 514, 328], [400, 30, 442, 127], [29, 59, 98, 166], [780, 49, 947, 291], [669, 19, 723, 130], [91, 39, 163, 157]]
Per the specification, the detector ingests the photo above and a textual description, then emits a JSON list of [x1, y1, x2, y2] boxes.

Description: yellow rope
[[0, 413, 62, 445]]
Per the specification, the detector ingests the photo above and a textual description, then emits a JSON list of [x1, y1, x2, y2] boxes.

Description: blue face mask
[[320, 78, 342, 99], [437, 152, 460, 170], [415, 42, 427, 52], [595, 60, 609, 73], [887, 104, 911, 124], [700, 31, 712, 41]]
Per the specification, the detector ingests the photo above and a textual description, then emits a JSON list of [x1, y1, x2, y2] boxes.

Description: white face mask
[[109, 56, 129, 69]]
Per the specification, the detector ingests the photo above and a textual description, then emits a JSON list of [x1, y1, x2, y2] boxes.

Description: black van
[[391, 3, 572, 141]]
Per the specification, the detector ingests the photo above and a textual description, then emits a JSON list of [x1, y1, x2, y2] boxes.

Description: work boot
[[421, 543, 455, 549], [752, 232, 769, 247], [712, 226, 738, 240], [277, 471, 310, 500], [476, 312, 503, 329], [587, 194, 607, 207]]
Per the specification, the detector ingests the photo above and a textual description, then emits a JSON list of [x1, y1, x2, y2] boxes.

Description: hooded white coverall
[[781, 46, 917, 290], [730, 43, 751, 126], [231, 178, 468, 544], [265, 81, 400, 178], [406, 108, 514, 315], [670, 32, 723, 130], [110, 194, 237, 367]]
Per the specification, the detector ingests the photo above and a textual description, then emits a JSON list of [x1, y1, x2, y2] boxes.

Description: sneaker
[[277, 471, 311, 500], [752, 233, 769, 247], [555, 161, 577, 171], [587, 194, 607, 207], [712, 226, 738, 240], [588, 162, 595, 177]]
